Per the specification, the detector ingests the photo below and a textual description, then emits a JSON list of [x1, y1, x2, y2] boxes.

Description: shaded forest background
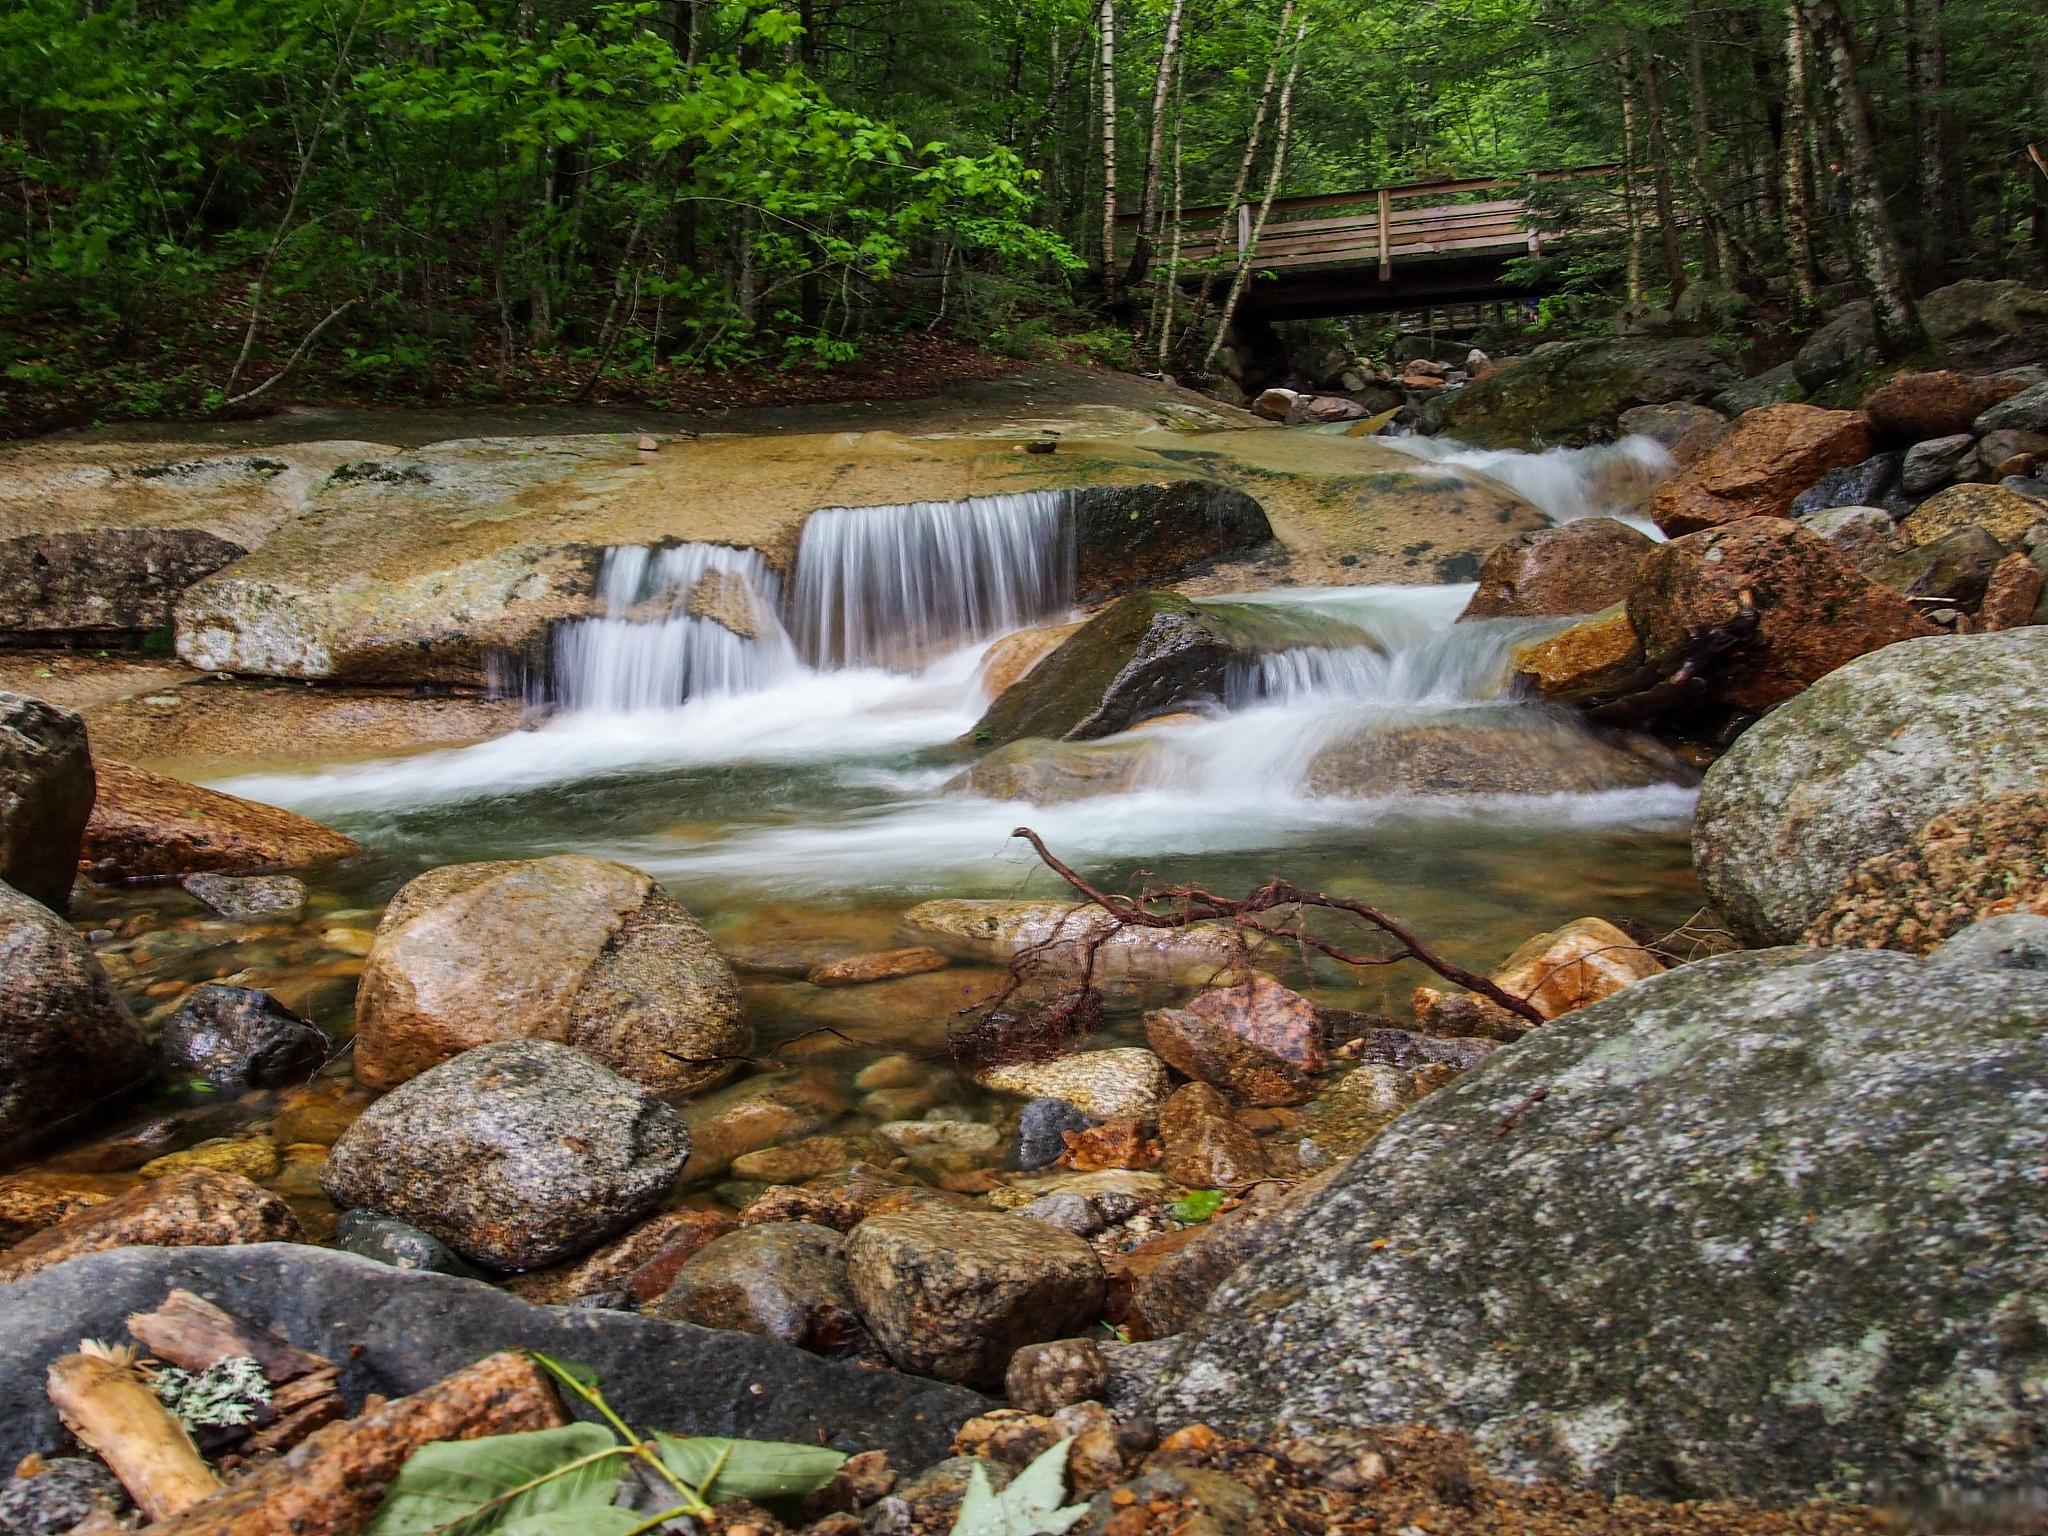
[[2, 0, 2045, 427]]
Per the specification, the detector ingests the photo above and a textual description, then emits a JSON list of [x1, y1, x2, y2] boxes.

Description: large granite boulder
[[1898, 482, 2047, 549], [1456, 519, 1655, 621], [82, 759, 358, 879], [1303, 717, 1685, 798], [353, 855, 746, 1096], [1070, 483, 1273, 600], [1649, 404, 1874, 536], [321, 1040, 691, 1270], [1146, 946, 2048, 1505], [1694, 630, 2048, 944], [1433, 339, 1739, 448], [0, 1244, 985, 1469], [1859, 370, 2025, 442], [1918, 278, 2048, 367], [0, 694, 92, 911], [0, 882, 150, 1166], [0, 529, 244, 642]]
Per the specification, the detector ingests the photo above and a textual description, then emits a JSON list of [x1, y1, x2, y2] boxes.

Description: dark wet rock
[[179, 871, 307, 920], [0, 882, 149, 1166], [1147, 948, 2048, 1505], [1790, 299, 1877, 390], [1918, 278, 2048, 368], [1712, 361, 1804, 415], [1788, 452, 1900, 516], [0, 1243, 986, 1470], [1456, 519, 1653, 621], [1303, 716, 1685, 798], [1626, 516, 1936, 713], [1073, 484, 1273, 602], [354, 855, 747, 1097], [0, 528, 245, 643], [655, 1221, 876, 1359], [321, 1039, 690, 1270], [83, 758, 358, 879], [1433, 339, 1739, 449], [333, 1209, 482, 1277], [1011, 1100, 1098, 1171], [0, 1168, 299, 1285], [847, 1209, 1106, 1387], [969, 591, 1378, 748], [155, 984, 328, 1090], [0, 1456, 126, 1535], [1796, 506, 1904, 570], [1897, 433, 1976, 495], [1975, 379, 2048, 436], [1860, 370, 2024, 442], [1694, 630, 2048, 944], [1868, 525, 2007, 608], [1928, 913, 2048, 972], [0, 694, 92, 912]]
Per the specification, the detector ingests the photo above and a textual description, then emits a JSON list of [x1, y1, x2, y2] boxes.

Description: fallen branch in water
[[953, 828, 1547, 1065]]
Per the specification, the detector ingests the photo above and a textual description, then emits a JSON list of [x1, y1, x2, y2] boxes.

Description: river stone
[[1898, 433, 1976, 495], [1303, 717, 1684, 798], [902, 899, 1253, 983], [1626, 516, 1937, 712], [1432, 339, 1739, 448], [1156, 1082, 1268, 1188], [155, 984, 328, 1089], [1070, 483, 1273, 601], [0, 694, 93, 912], [1145, 1009, 1311, 1107], [944, 735, 1164, 805], [0, 528, 246, 643], [1615, 401, 1725, 458], [1693, 630, 2048, 944], [82, 758, 358, 879], [1796, 506, 1903, 570], [333, 1209, 482, 1278], [1928, 913, 2048, 972], [1790, 300, 1878, 391], [0, 1243, 986, 1469], [0, 1168, 299, 1285], [655, 1221, 874, 1358], [0, 882, 150, 1166], [1649, 404, 1875, 536], [1011, 1099, 1097, 1171], [1898, 482, 2047, 549], [1975, 379, 2048, 436], [1456, 519, 1653, 621], [1146, 947, 2048, 1505], [846, 1209, 1106, 1387], [972, 1050, 1172, 1122], [321, 1040, 691, 1270], [1860, 369, 2023, 442], [0, 1457, 125, 1536], [353, 855, 747, 1096], [1868, 525, 2007, 608], [1788, 452, 1900, 516], [179, 872, 307, 920]]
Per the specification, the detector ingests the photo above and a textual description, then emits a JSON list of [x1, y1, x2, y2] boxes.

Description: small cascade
[[1382, 433, 1672, 531], [548, 543, 799, 713], [791, 491, 1076, 668]]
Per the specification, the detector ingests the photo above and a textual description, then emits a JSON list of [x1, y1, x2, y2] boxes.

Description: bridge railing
[[1120, 164, 1625, 280]]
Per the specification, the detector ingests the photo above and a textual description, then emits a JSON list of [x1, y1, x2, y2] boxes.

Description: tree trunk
[[1184, 0, 1295, 342], [1641, 50, 1689, 298], [1154, 45, 1187, 370], [1098, 0, 1119, 298], [1780, 0, 1822, 312], [1800, 0, 1926, 351], [1203, 17, 1308, 372], [1124, 0, 1186, 287], [1683, 16, 1735, 285], [1905, 0, 1949, 280], [1618, 44, 1646, 304]]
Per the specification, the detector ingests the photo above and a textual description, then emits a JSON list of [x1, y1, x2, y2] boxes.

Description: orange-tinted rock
[[1510, 606, 1645, 702], [1145, 1008, 1312, 1107], [1157, 1084, 1267, 1189], [975, 621, 1084, 702], [0, 1168, 299, 1285], [0, 1173, 116, 1247], [1626, 517, 1938, 710], [620, 1208, 744, 1305], [1899, 482, 2048, 549], [82, 759, 358, 879], [1962, 552, 2047, 633], [1861, 369, 2024, 442], [1489, 917, 1665, 1019], [506, 1207, 734, 1304], [807, 946, 950, 987], [1650, 405, 1875, 536], [1057, 1118, 1161, 1173], [1460, 518, 1657, 622], [1183, 975, 1324, 1072]]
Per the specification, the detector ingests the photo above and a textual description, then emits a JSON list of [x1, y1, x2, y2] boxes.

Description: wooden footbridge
[[1124, 164, 1625, 319]]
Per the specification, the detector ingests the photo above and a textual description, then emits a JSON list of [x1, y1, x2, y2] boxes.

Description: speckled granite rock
[[1147, 947, 2048, 1505], [321, 1040, 689, 1270], [0, 693, 92, 911], [0, 1168, 299, 1284], [1694, 630, 2048, 944]]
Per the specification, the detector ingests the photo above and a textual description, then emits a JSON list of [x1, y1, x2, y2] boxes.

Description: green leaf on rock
[[1168, 1189, 1224, 1224], [653, 1434, 847, 1502], [948, 1438, 1089, 1536], [364, 1422, 625, 1536]]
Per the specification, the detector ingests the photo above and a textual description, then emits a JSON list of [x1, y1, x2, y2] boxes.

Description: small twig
[[1495, 1086, 1550, 1136]]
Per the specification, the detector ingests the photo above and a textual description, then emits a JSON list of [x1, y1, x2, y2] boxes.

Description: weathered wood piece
[[127, 1289, 346, 1453], [45, 1349, 223, 1520]]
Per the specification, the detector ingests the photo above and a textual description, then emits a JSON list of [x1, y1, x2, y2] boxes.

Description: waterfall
[[790, 491, 1076, 668], [547, 543, 799, 713], [1382, 433, 1672, 531]]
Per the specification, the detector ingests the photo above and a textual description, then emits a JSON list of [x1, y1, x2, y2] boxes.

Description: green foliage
[[1167, 1188, 1224, 1224], [948, 1438, 1090, 1536], [365, 1356, 846, 1536]]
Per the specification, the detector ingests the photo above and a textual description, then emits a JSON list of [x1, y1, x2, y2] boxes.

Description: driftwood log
[[45, 1349, 223, 1520], [143, 1350, 567, 1536], [127, 1290, 347, 1455]]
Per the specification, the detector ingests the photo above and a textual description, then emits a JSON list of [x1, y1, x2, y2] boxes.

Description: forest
[[2, 0, 2046, 426]]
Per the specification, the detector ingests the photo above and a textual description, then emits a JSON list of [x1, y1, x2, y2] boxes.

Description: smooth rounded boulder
[[154, 984, 328, 1089], [1649, 404, 1875, 536], [1456, 518, 1655, 621], [83, 758, 358, 879], [1146, 947, 2048, 1505], [0, 882, 150, 1166], [321, 1039, 691, 1270], [1695, 629, 2048, 945], [0, 693, 93, 912], [1898, 481, 2047, 549], [352, 855, 747, 1096], [846, 1208, 1104, 1386]]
